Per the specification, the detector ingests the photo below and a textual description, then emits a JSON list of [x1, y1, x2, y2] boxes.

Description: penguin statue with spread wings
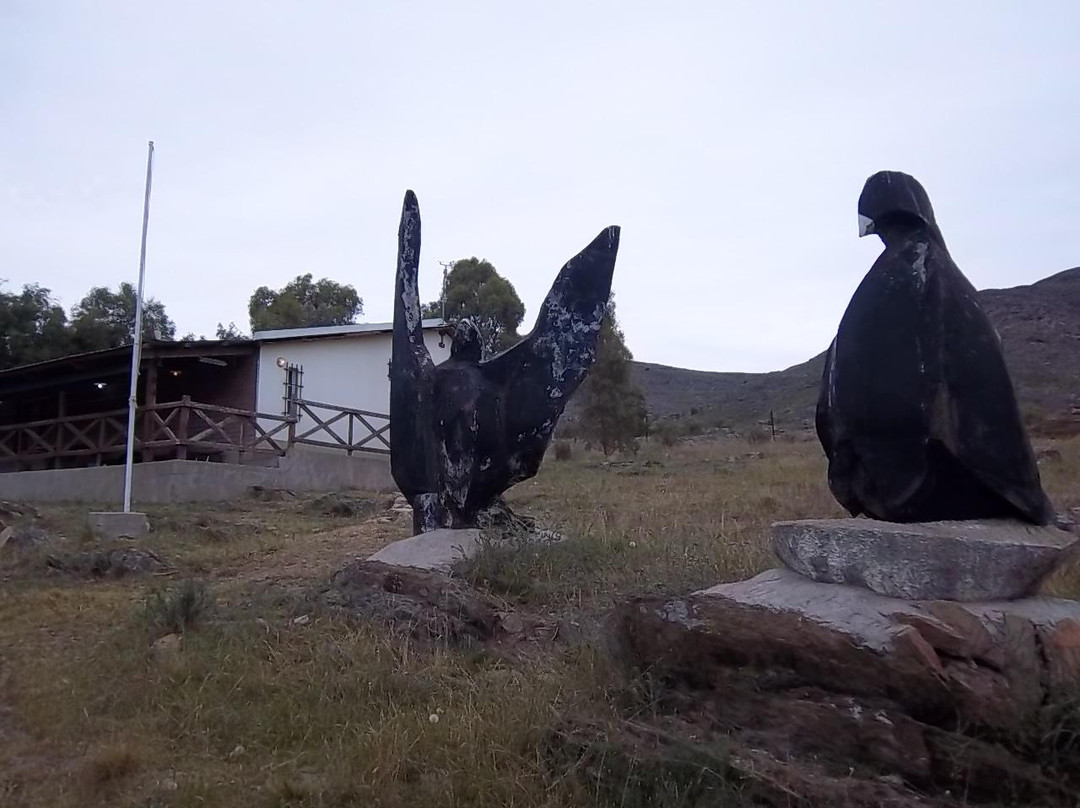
[[391, 191, 621, 534], [816, 171, 1054, 525]]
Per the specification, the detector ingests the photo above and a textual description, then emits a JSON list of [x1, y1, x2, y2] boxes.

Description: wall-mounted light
[[169, 369, 182, 377], [93, 382, 107, 390], [276, 356, 287, 369]]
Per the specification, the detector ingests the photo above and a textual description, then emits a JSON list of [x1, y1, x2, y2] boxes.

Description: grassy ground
[[1, 435, 1077, 807]]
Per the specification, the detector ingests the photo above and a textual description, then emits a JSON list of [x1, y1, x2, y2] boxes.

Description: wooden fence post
[[176, 396, 191, 460]]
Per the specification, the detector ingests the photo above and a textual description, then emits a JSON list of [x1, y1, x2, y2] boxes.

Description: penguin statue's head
[[450, 318, 483, 363], [858, 171, 945, 246]]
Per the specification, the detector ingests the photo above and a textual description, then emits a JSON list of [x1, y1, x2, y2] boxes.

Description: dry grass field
[[1, 435, 1078, 807]]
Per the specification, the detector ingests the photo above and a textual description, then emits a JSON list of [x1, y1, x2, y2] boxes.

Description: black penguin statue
[[390, 190, 621, 534], [815, 171, 1053, 525]]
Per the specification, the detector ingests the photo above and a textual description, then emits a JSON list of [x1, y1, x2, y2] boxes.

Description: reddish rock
[[1042, 618, 1080, 693], [613, 569, 1080, 806], [330, 560, 499, 644], [925, 601, 1003, 667]]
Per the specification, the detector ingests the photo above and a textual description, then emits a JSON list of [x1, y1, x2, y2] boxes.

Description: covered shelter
[[0, 339, 278, 472]]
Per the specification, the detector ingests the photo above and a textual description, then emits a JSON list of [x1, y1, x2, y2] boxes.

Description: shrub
[[746, 427, 772, 445], [142, 579, 213, 635], [553, 441, 573, 461], [655, 423, 680, 447]]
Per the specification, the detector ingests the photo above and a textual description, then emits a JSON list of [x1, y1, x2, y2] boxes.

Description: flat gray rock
[[87, 511, 150, 541], [367, 528, 483, 573], [772, 518, 1079, 601]]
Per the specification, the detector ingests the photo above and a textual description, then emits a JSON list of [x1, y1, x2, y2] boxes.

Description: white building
[[252, 319, 451, 418], [0, 320, 453, 502]]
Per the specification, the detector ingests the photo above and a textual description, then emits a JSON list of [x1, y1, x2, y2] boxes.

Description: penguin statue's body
[[816, 171, 1053, 525]]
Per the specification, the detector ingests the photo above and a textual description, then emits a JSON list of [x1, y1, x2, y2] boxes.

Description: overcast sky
[[3, 2, 1078, 372]]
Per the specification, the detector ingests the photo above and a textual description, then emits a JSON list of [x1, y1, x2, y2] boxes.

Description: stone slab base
[[87, 511, 150, 541], [772, 518, 1079, 600], [367, 528, 483, 573]]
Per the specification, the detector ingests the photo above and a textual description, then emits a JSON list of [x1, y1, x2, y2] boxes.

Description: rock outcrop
[[613, 568, 1080, 805]]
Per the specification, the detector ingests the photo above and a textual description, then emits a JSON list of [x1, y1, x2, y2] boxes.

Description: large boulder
[[772, 518, 1079, 600], [613, 568, 1080, 805], [47, 547, 170, 578], [330, 559, 499, 645]]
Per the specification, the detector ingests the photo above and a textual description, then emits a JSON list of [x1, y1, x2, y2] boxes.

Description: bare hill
[[632, 267, 1080, 435]]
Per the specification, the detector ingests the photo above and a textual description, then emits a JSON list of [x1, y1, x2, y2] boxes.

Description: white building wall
[[255, 330, 451, 417]]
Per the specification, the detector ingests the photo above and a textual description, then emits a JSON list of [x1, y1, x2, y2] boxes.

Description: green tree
[[249, 273, 362, 333], [421, 258, 525, 356], [215, 321, 248, 340], [69, 282, 176, 352], [178, 322, 248, 342], [577, 296, 647, 455], [0, 281, 72, 369]]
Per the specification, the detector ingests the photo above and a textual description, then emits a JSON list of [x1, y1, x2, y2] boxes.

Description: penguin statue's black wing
[[928, 255, 1054, 524], [815, 338, 862, 516], [817, 244, 936, 518], [480, 226, 621, 480], [390, 190, 439, 500]]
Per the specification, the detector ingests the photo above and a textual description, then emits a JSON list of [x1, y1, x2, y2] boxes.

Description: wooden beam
[[146, 344, 258, 361], [176, 396, 191, 460], [142, 360, 159, 461]]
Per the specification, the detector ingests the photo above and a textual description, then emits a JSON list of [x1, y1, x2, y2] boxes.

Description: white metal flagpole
[[123, 141, 155, 513]]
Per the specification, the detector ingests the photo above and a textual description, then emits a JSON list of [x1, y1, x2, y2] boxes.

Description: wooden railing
[[0, 397, 292, 465], [0, 396, 392, 469], [290, 399, 391, 455]]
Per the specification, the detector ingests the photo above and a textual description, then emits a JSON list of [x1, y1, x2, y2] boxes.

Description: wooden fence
[[289, 399, 391, 455], [0, 397, 292, 467], [0, 396, 390, 469]]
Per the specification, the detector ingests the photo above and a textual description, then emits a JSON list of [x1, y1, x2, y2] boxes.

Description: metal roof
[[251, 318, 448, 342], [0, 320, 449, 379], [0, 339, 255, 380]]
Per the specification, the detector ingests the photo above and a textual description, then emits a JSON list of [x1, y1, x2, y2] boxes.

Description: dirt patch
[[226, 518, 408, 586]]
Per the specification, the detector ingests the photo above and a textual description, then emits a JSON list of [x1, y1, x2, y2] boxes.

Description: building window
[[283, 363, 303, 418]]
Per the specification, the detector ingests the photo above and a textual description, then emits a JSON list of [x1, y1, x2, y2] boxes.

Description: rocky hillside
[[633, 267, 1080, 436]]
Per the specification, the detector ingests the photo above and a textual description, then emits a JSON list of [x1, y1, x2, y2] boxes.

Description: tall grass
[[1, 436, 1078, 807]]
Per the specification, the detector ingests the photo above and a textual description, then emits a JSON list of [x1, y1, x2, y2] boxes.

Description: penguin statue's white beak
[[858, 214, 875, 238]]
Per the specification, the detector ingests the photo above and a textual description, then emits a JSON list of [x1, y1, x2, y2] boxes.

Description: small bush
[[553, 441, 573, 461], [745, 427, 772, 445], [460, 534, 539, 599], [659, 428, 680, 447], [143, 579, 213, 635]]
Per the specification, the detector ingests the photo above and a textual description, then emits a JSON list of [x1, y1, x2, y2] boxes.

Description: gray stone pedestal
[[87, 511, 150, 541], [772, 518, 1078, 601]]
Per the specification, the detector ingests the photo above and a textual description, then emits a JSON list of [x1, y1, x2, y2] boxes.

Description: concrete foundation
[[0, 449, 393, 504], [88, 511, 150, 541]]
